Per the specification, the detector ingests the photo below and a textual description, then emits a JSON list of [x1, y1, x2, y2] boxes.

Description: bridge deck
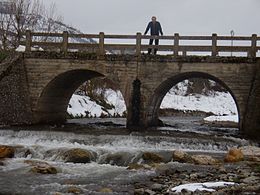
[[21, 31, 260, 58]]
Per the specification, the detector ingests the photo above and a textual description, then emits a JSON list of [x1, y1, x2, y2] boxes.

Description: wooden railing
[[22, 30, 260, 57]]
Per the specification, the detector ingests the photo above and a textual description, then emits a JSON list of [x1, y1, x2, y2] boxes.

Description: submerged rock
[[67, 187, 83, 194], [26, 159, 58, 174], [172, 150, 220, 165], [172, 150, 192, 163], [30, 165, 58, 174], [134, 188, 145, 195], [151, 183, 164, 191], [0, 145, 15, 159], [102, 151, 136, 166], [63, 148, 94, 163], [225, 148, 244, 163], [242, 176, 260, 184], [239, 146, 260, 157], [142, 152, 164, 163], [127, 163, 152, 170], [98, 188, 113, 193], [191, 155, 220, 165]]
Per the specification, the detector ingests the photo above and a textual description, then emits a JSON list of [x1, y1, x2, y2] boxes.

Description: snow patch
[[67, 89, 126, 118], [161, 91, 237, 116], [170, 181, 236, 193], [15, 45, 44, 52], [68, 87, 238, 122], [204, 115, 238, 123]]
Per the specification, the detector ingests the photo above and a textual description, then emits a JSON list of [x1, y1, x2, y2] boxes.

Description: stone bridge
[[0, 32, 260, 139]]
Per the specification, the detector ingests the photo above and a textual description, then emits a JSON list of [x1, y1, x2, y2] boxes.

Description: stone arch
[[34, 69, 126, 124], [146, 71, 240, 128]]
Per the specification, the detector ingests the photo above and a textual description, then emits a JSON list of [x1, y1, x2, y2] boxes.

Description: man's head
[[151, 16, 157, 22]]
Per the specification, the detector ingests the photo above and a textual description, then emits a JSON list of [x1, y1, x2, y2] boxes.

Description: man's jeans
[[148, 38, 159, 54]]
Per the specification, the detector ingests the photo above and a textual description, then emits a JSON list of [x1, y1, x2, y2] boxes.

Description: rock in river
[[172, 150, 192, 163], [62, 148, 94, 163], [225, 148, 244, 163], [0, 145, 15, 159], [142, 152, 164, 163], [26, 160, 58, 174], [191, 154, 220, 165]]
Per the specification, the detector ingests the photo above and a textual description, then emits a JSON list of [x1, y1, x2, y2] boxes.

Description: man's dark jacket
[[144, 21, 163, 35]]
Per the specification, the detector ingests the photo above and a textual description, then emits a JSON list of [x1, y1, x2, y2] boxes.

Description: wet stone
[[151, 183, 164, 191], [63, 148, 94, 163], [144, 189, 156, 195], [127, 163, 151, 170], [30, 165, 58, 174], [98, 188, 113, 193], [189, 173, 198, 180], [142, 152, 164, 163], [172, 150, 192, 163], [0, 145, 15, 159], [67, 187, 83, 194], [242, 176, 260, 184], [134, 188, 145, 195], [225, 148, 244, 163], [103, 151, 136, 166], [191, 154, 220, 165]]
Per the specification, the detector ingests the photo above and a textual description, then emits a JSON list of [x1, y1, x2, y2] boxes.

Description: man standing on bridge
[[144, 16, 163, 55]]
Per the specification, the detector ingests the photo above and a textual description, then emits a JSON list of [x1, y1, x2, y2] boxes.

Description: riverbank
[[133, 154, 260, 195]]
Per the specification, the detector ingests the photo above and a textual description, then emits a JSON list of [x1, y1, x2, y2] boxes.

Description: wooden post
[[136, 32, 142, 56], [174, 33, 179, 57], [250, 34, 257, 58], [99, 32, 105, 56], [62, 31, 69, 54], [25, 30, 31, 52], [212, 33, 218, 57]]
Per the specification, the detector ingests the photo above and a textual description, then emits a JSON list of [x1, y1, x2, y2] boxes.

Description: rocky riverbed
[[0, 117, 259, 194], [1, 143, 260, 195], [133, 148, 260, 195]]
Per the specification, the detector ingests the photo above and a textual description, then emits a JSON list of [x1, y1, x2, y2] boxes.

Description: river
[[0, 116, 253, 195]]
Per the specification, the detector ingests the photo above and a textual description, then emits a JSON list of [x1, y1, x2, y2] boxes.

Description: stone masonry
[[0, 52, 259, 139]]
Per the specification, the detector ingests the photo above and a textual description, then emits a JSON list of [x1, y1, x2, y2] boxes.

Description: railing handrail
[[23, 30, 259, 58]]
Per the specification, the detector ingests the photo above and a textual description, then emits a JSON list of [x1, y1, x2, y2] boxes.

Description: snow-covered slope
[[204, 115, 238, 123], [67, 89, 126, 118], [160, 91, 238, 116], [67, 88, 238, 123]]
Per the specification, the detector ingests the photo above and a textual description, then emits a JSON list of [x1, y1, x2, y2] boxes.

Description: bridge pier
[[243, 60, 260, 139]]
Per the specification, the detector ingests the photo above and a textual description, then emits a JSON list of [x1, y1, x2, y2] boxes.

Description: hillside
[[67, 80, 239, 123]]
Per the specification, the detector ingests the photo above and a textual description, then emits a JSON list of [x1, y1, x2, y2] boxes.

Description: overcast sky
[[43, 0, 260, 36]]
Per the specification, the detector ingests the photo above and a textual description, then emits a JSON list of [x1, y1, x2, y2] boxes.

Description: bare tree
[[0, 0, 63, 50], [0, 9, 12, 50]]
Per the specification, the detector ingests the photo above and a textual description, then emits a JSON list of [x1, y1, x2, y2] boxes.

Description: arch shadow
[[146, 72, 240, 128], [35, 69, 125, 124]]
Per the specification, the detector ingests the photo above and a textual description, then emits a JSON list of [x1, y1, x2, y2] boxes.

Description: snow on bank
[[67, 94, 102, 117], [68, 88, 238, 122], [170, 182, 236, 193], [161, 91, 238, 116], [204, 115, 239, 123], [67, 89, 126, 118], [15, 45, 44, 52]]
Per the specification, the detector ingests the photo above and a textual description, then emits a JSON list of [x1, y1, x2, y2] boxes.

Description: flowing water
[[0, 117, 254, 195]]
